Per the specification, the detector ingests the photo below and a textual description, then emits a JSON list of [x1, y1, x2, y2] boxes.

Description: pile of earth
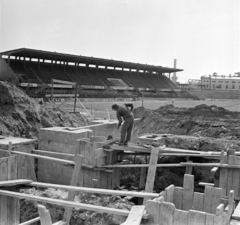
[[19, 187, 133, 225], [0, 81, 87, 138], [133, 104, 240, 140], [120, 104, 240, 196]]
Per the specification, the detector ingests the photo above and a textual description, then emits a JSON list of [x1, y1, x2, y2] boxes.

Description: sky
[[0, 0, 239, 83]]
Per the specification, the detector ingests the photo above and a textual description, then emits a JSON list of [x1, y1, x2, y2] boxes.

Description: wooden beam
[[110, 145, 207, 155], [144, 147, 160, 204], [181, 162, 240, 169], [0, 149, 93, 169], [63, 155, 83, 223], [0, 190, 130, 216], [19, 217, 40, 225], [198, 182, 214, 187], [232, 202, 240, 220], [32, 150, 75, 158], [121, 205, 145, 225], [101, 163, 184, 168], [53, 221, 67, 225], [0, 179, 32, 187], [29, 182, 159, 198]]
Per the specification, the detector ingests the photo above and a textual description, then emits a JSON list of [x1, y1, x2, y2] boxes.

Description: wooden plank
[[7, 197, 19, 225], [139, 167, 147, 189], [121, 205, 145, 225], [199, 182, 214, 187], [19, 217, 40, 225], [100, 171, 108, 189], [0, 179, 32, 187], [30, 182, 159, 198], [233, 156, 240, 197], [38, 204, 52, 225], [12, 150, 75, 165], [187, 210, 206, 225], [0, 157, 8, 225], [144, 147, 160, 204], [173, 187, 183, 210], [193, 192, 204, 211], [0, 189, 131, 216], [145, 200, 160, 224], [165, 184, 174, 203], [206, 213, 214, 225], [53, 221, 67, 225], [227, 155, 235, 194], [219, 152, 228, 196], [211, 187, 222, 214], [214, 203, 224, 225], [25, 155, 37, 181], [7, 155, 17, 180], [229, 190, 235, 205], [203, 186, 213, 213], [183, 174, 194, 211], [232, 202, 240, 220], [173, 209, 188, 225], [159, 202, 175, 225], [226, 204, 234, 223], [63, 154, 83, 223]]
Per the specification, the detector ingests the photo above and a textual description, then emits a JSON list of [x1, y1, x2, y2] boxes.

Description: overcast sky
[[0, 0, 239, 83]]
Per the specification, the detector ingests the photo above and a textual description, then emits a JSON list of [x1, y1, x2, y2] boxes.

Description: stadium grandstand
[[0, 48, 187, 100]]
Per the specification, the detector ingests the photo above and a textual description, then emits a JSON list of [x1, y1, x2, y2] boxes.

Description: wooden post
[[51, 78, 53, 102], [182, 174, 194, 211], [144, 146, 160, 204], [62, 154, 83, 224], [185, 161, 193, 174], [38, 204, 52, 225], [73, 83, 78, 112]]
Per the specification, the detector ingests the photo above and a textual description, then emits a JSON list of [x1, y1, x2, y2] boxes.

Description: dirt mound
[[0, 81, 87, 138], [133, 104, 240, 140]]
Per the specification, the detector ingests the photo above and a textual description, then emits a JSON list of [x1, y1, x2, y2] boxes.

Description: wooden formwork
[[0, 137, 36, 180], [0, 153, 19, 225], [145, 174, 235, 225]]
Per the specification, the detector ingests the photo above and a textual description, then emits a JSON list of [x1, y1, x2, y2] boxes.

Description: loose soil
[[0, 81, 87, 138]]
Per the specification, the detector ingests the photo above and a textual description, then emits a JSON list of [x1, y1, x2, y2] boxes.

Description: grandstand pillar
[[105, 66, 108, 77], [96, 65, 98, 76], [7, 55, 10, 66], [86, 64, 88, 75], [63, 61, 66, 72], [23, 57, 26, 70], [38, 59, 40, 70], [75, 63, 77, 73], [51, 60, 53, 71]]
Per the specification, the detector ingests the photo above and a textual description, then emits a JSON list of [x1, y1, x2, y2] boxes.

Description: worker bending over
[[112, 103, 134, 146]]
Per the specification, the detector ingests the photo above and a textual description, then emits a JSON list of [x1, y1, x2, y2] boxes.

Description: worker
[[112, 103, 134, 146]]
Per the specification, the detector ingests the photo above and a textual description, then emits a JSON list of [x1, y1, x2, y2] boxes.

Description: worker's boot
[[116, 142, 124, 146]]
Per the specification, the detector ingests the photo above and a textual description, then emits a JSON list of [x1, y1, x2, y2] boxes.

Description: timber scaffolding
[[1, 128, 240, 224]]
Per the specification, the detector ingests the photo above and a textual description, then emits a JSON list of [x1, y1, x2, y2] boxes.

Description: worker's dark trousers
[[121, 117, 134, 144]]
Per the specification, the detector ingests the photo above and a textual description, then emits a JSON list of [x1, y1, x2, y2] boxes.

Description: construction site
[[0, 78, 240, 225]]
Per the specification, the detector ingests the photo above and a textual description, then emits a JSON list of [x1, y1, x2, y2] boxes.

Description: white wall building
[[201, 75, 240, 90]]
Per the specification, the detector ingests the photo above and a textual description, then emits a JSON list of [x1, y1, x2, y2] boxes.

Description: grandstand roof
[[0, 48, 183, 73]]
